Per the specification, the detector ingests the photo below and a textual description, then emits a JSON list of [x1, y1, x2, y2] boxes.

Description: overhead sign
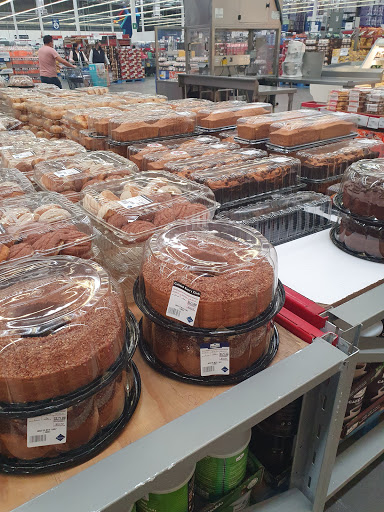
[[132, 22, 137, 29], [52, 18, 60, 30]]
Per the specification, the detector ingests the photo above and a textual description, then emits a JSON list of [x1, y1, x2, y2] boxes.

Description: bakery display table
[[177, 74, 297, 110], [0, 302, 307, 512]]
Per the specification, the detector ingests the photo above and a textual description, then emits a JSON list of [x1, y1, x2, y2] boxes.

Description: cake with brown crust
[[142, 225, 276, 328]]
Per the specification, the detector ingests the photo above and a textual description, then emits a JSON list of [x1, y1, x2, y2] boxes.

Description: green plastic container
[[136, 463, 195, 512], [195, 430, 251, 501]]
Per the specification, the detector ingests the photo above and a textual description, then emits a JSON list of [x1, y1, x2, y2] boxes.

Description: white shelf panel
[[247, 489, 312, 512]]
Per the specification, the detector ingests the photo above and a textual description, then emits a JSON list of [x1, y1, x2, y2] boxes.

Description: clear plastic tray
[[216, 192, 332, 245], [0, 130, 36, 145], [8, 75, 34, 88], [79, 130, 107, 151], [87, 108, 125, 136], [0, 139, 86, 179], [109, 110, 197, 142], [168, 98, 213, 111], [164, 148, 268, 179], [0, 168, 35, 200], [236, 109, 321, 141], [197, 102, 272, 129], [140, 220, 277, 329], [0, 256, 128, 406], [269, 113, 358, 148], [0, 115, 22, 131], [62, 108, 101, 131], [189, 156, 302, 206], [128, 135, 219, 170], [82, 171, 218, 302], [296, 139, 384, 181], [338, 158, 384, 222], [142, 142, 240, 171], [331, 212, 384, 262], [34, 151, 138, 203]]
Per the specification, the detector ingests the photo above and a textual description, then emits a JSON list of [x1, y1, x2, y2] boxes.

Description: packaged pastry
[[0, 115, 22, 131], [8, 75, 34, 88], [0, 168, 35, 200], [107, 140, 130, 158], [82, 171, 217, 301], [0, 139, 86, 178], [88, 107, 129, 136], [269, 113, 357, 148], [296, 138, 384, 180], [114, 92, 167, 104], [128, 135, 219, 170], [109, 110, 197, 142], [197, 102, 272, 129], [0, 191, 97, 264], [164, 148, 268, 179], [79, 130, 107, 151], [237, 109, 321, 141], [216, 192, 332, 245], [189, 156, 301, 205], [139, 220, 278, 328], [142, 142, 240, 171], [62, 108, 100, 131], [338, 158, 384, 221], [0, 129, 36, 145], [34, 151, 138, 203]]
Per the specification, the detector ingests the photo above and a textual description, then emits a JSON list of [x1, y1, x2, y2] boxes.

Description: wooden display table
[[0, 303, 307, 512]]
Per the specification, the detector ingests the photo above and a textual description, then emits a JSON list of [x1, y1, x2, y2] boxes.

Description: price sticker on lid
[[54, 168, 81, 178], [119, 195, 153, 209], [166, 281, 201, 325], [200, 342, 230, 376], [27, 409, 67, 448], [13, 151, 34, 159]]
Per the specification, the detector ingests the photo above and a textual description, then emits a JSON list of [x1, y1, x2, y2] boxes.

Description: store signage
[[215, 7, 223, 18], [18, 35, 29, 40], [52, 18, 60, 30]]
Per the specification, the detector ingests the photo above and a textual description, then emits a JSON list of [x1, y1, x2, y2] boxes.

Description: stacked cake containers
[[134, 220, 285, 384], [81, 171, 219, 302], [331, 158, 384, 262], [0, 256, 140, 473]]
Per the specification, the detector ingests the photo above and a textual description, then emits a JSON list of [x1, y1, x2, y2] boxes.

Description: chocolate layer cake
[[336, 214, 384, 260], [0, 257, 126, 404], [142, 222, 277, 329], [142, 314, 273, 376]]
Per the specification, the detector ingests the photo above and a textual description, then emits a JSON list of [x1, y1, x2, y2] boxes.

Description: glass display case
[[155, 26, 185, 99], [185, 28, 210, 76], [362, 37, 384, 70]]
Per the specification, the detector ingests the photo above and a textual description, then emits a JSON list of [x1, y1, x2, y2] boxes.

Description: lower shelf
[[247, 488, 312, 512], [327, 421, 384, 500]]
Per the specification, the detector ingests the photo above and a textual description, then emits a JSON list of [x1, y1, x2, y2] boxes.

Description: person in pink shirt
[[38, 34, 76, 89]]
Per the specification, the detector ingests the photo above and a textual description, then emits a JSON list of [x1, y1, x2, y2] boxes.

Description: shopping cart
[[61, 66, 92, 89]]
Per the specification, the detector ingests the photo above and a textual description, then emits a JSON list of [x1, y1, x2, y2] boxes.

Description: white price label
[[166, 281, 201, 325], [357, 115, 368, 127], [273, 157, 290, 162], [119, 195, 153, 209], [0, 145, 13, 150], [27, 409, 67, 447], [367, 117, 380, 130], [379, 117, 384, 129], [13, 151, 34, 159], [215, 7, 223, 18], [340, 48, 349, 56], [200, 342, 230, 376], [54, 168, 81, 178]]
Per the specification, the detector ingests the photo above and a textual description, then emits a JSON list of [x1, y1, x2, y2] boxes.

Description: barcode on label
[[202, 366, 215, 373], [29, 434, 47, 444], [167, 307, 180, 317]]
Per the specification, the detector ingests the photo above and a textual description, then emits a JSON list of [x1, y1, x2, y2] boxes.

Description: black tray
[[330, 226, 384, 264], [266, 133, 358, 153], [0, 363, 141, 474], [197, 125, 236, 134], [333, 193, 384, 227], [0, 311, 139, 418], [234, 136, 269, 145], [134, 278, 285, 336], [139, 323, 279, 386], [109, 131, 201, 147]]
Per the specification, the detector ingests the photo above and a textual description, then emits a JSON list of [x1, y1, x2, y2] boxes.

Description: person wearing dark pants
[[38, 35, 76, 89]]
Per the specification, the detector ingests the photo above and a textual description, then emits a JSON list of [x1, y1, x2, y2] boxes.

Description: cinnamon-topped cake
[[141, 221, 277, 329], [0, 257, 127, 404]]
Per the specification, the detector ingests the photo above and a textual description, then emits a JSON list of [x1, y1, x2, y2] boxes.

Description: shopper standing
[[38, 35, 76, 89], [89, 41, 110, 67], [69, 43, 88, 65]]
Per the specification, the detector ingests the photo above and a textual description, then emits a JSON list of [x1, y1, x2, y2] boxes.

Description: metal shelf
[[327, 422, 384, 500]]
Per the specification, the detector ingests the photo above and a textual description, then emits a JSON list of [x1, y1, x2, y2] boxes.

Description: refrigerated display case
[[155, 26, 185, 99]]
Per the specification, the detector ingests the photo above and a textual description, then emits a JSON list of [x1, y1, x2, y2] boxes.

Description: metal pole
[[72, 0, 80, 33], [35, 0, 44, 34], [180, 2, 184, 27], [110, 3, 115, 32], [10, 0, 18, 39], [130, 0, 137, 40], [140, 0, 144, 32]]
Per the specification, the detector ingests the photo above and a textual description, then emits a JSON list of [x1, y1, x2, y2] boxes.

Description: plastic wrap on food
[[62, 108, 100, 131], [236, 109, 322, 141], [128, 135, 219, 170], [190, 155, 301, 205], [79, 130, 107, 151], [0, 168, 35, 200], [139, 220, 277, 328], [216, 192, 332, 245], [197, 102, 273, 129], [365, 90, 384, 115], [109, 110, 197, 142], [82, 171, 217, 301], [142, 142, 240, 171], [164, 148, 268, 178], [34, 151, 138, 203], [87, 107, 129, 136], [114, 92, 167, 104], [167, 98, 214, 111], [0, 115, 22, 131], [0, 130, 36, 146], [338, 158, 384, 222], [269, 113, 358, 148], [296, 138, 384, 181], [8, 75, 34, 88]]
